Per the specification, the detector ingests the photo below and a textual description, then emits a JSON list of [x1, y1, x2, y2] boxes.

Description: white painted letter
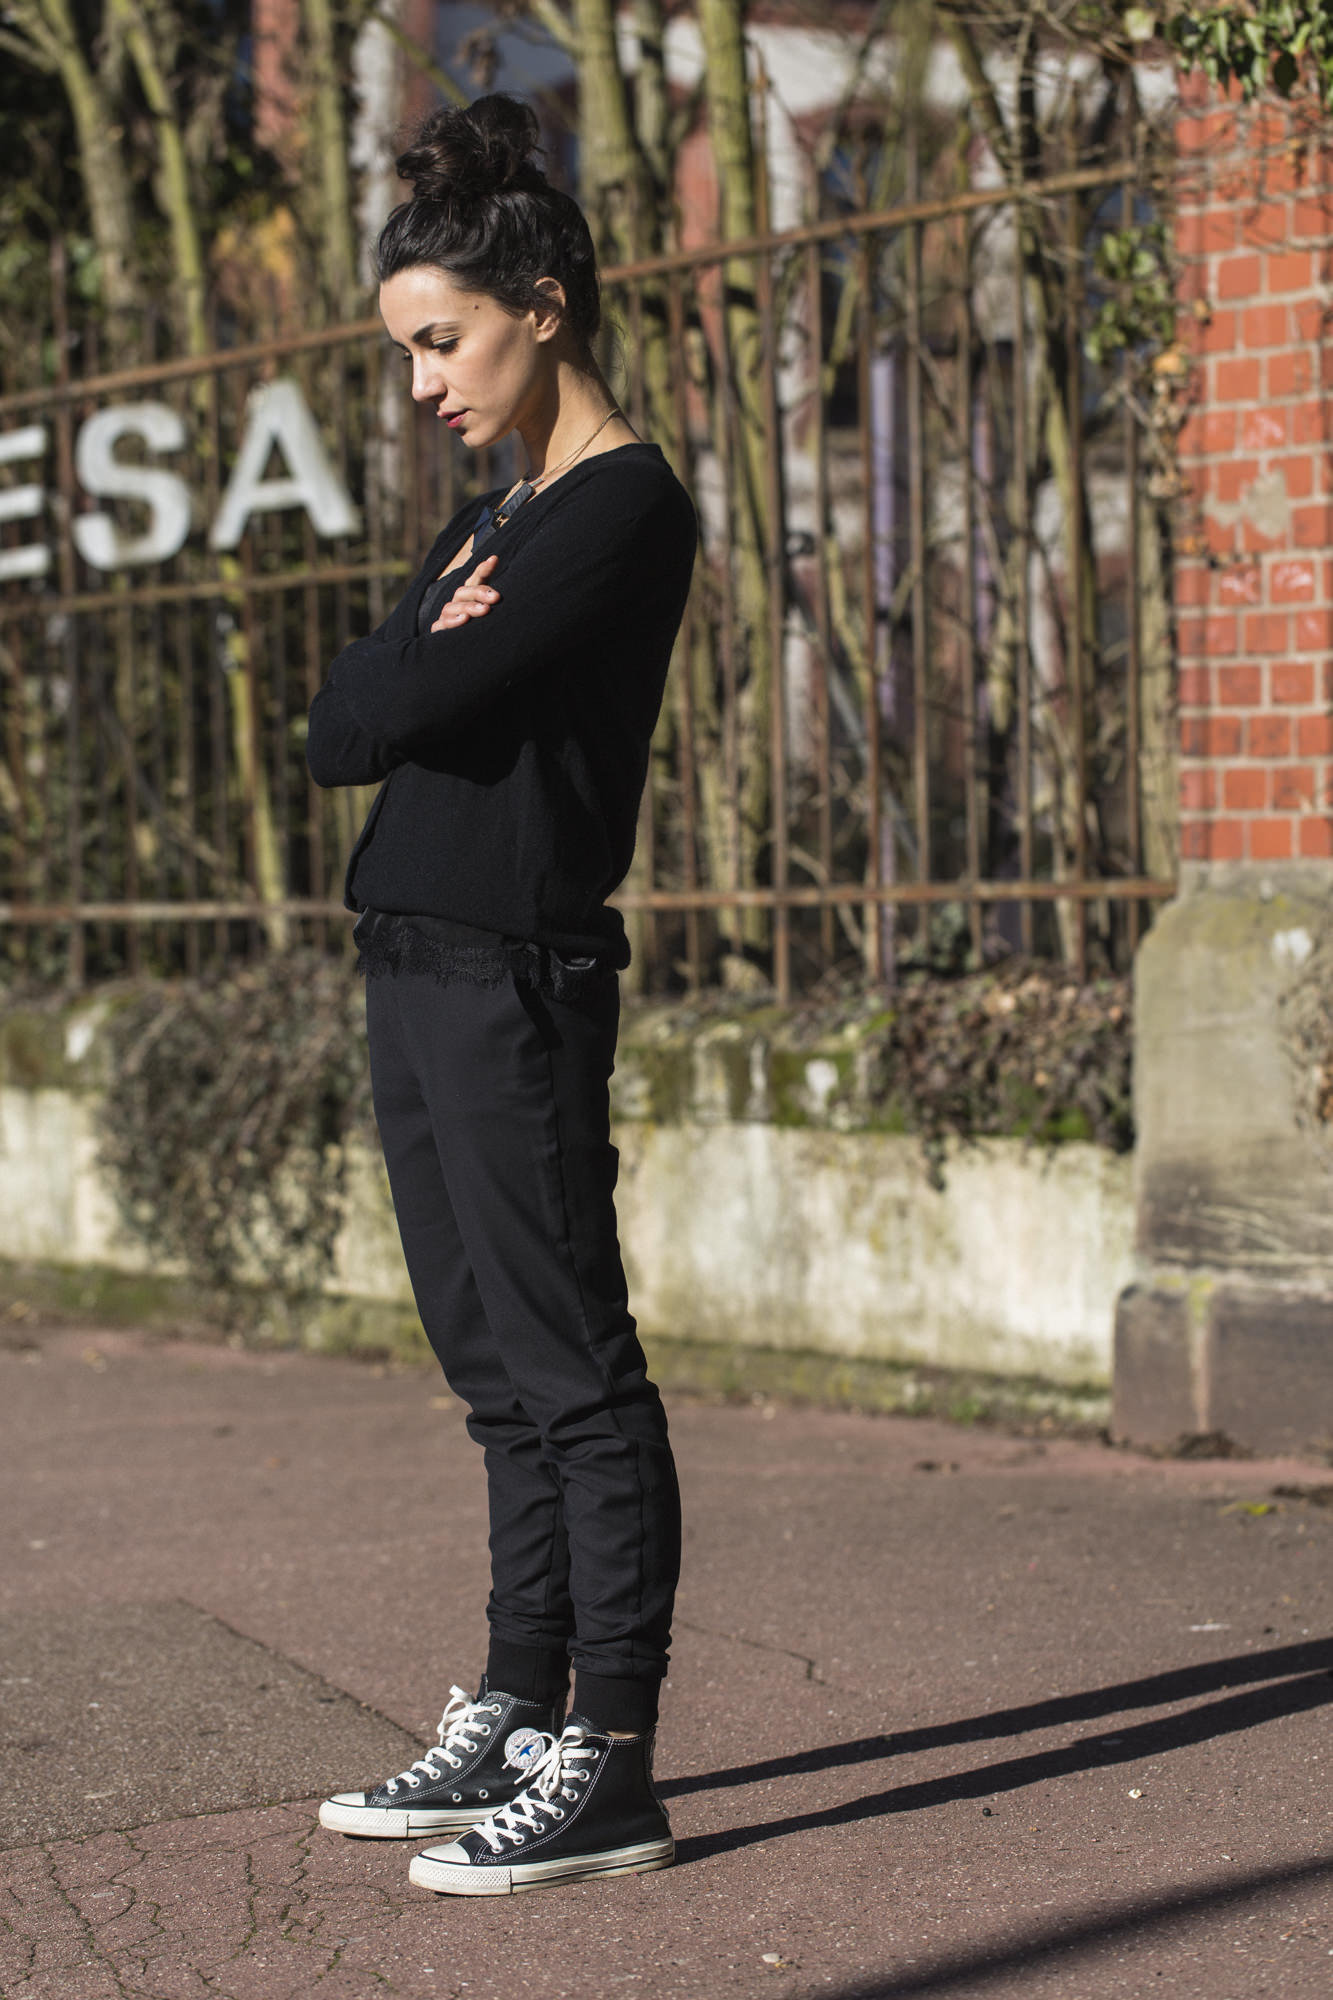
[[209, 378, 360, 550], [0, 424, 51, 581], [73, 403, 192, 570]]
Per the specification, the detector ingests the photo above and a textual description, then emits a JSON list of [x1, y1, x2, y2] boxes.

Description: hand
[[431, 553, 500, 632]]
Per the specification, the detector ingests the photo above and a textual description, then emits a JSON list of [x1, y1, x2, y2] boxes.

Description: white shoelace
[[470, 1727, 598, 1852], [384, 1686, 503, 1796]]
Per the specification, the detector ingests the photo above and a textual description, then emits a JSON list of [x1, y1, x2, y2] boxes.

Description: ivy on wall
[[1160, 1, 1333, 109], [98, 955, 372, 1297]]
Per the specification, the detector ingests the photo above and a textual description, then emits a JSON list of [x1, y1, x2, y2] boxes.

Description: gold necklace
[[490, 407, 625, 530]]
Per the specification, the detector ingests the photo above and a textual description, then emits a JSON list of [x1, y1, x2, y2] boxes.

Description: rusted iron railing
[[0, 157, 1176, 999]]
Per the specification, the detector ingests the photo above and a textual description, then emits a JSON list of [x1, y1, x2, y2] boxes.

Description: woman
[[306, 93, 697, 1896]]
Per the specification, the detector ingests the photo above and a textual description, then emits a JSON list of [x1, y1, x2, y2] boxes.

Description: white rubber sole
[[318, 1796, 490, 1839], [408, 1837, 675, 1896]]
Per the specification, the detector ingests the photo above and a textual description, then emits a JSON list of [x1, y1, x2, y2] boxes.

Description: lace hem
[[355, 914, 612, 1004]]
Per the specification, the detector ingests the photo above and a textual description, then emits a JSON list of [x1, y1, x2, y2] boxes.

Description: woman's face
[[379, 267, 556, 448]]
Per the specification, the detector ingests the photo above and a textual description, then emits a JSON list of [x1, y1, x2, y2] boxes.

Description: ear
[[532, 276, 566, 343]]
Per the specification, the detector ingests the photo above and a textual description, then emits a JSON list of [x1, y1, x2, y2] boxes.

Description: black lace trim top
[[353, 908, 611, 1003]]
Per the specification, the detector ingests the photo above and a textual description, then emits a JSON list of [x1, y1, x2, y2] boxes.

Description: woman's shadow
[[657, 1635, 1333, 1865]]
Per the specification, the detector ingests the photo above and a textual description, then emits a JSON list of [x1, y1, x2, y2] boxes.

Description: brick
[[1241, 516, 1289, 556], [1180, 767, 1217, 812], [1177, 102, 1237, 150], [1189, 209, 1240, 254], [1241, 408, 1286, 451], [1243, 612, 1291, 654], [1247, 714, 1293, 756], [1242, 303, 1290, 347], [1217, 252, 1263, 299], [1224, 765, 1268, 810], [1292, 502, 1333, 548], [1239, 200, 1294, 250], [1296, 608, 1333, 648], [1291, 196, 1333, 239], [1182, 714, 1243, 757], [1215, 356, 1262, 400], [1250, 816, 1295, 859], [1271, 560, 1318, 603], [1297, 713, 1333, 755], [1217, 664, 1263, 705], [1204, 613, 1241, 656], [1205, 512, 1237, 560], [1298, 816, 1333, 857], [1294, 297, 1331, 341], [1180, 817, 1245, 862], [1268, 351, 1314, 397], [1215, 459, 1262, 505], [1205, 409, 1240, 453], [1178, 665, 1212, 706], [1272, 661, 1316, 704], [1278, 454, 1315, 499], [1272, 765, 1317, 810], [1200, 310, 1238, 357], [1293, 401, 1328, 445], [1265, 248, 1315, 292], [1175, 566, 1213, 609], [1217, 562, 1263, 605]]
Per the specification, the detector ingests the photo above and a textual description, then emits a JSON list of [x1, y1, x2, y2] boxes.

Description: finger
[[466, 554, 500, 584]]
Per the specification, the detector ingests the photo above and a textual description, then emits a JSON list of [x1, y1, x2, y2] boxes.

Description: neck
[[515, 355, 626, 480]]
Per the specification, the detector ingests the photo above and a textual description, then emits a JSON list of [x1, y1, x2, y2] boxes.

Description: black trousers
[[365, 962, 681, 1734]]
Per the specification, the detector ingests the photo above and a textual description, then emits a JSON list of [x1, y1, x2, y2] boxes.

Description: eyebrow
[[410, 321, 461, 344]]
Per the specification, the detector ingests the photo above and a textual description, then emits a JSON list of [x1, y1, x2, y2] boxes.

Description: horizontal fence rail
[[0, 151, 1176, 998]]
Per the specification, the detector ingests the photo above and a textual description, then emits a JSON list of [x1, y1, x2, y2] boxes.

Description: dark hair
[[376, 94, 601, 345]]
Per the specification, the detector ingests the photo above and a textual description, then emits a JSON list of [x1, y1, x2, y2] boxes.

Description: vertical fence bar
[[1121, 176, 1143, 956], [753, 104, 790, 1004], [958, 212, 982, 960], [1013, 194, 1034, 955], [806, 236, 835, 970], [51, 238, 84, 986], [907, 129, 930, 916], [716, 290, 742, 965], [1065, 155, 1089, 981], [857, 231, 883, 984], [667, 269, 701, 989]]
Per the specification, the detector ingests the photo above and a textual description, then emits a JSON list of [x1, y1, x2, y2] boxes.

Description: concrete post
[[1113, 81, 1333, 1455]]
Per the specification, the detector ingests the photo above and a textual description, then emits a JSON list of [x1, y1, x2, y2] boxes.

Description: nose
[[410, 352, 447, 404]]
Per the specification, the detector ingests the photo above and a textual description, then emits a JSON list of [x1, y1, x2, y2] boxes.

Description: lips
[[442, 409, 468, 428]]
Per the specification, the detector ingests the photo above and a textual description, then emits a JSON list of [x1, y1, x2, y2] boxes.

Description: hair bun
[[397, 94, 545, 203]]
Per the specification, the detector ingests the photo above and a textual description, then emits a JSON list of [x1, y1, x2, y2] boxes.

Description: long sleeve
[[305, 522, 459, 790], [328, 475, 693, 760], [306, 680, 402, 788]]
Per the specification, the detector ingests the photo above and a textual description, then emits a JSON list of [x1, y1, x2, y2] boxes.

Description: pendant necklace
[[472, 407, 624, 552]]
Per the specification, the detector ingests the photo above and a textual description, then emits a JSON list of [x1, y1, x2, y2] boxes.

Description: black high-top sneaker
[[318, 1682, 562, 1838], [407, 1716, 673, 1895]]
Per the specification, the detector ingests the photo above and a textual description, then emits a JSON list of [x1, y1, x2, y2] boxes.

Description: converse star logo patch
[[504, 1727, 547, 1770]]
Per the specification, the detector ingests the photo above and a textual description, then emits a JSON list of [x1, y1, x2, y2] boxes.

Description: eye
[[432, 339, 458, 355]]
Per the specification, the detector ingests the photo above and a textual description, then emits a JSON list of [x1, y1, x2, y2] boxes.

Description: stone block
[[1210, 1286, 1333, 1456], [1112, 1284, 1199, 1446], [1133, 867, 1333, 1275]]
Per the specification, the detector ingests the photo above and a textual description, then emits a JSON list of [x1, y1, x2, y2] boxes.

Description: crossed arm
[[306, 484, 671, 786]]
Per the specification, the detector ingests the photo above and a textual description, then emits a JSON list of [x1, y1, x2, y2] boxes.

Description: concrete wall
[[0, 993, 1132, 1390]]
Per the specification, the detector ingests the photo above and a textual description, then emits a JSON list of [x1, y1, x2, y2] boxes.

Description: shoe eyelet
[[550, 1807, 565, 1820], [480, 1725, 491, 1735], [478, 1790, 488, 1800], [451, 1794, 462, 1803]]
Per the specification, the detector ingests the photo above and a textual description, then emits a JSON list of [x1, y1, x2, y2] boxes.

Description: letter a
[[209, 378, 360, 550]]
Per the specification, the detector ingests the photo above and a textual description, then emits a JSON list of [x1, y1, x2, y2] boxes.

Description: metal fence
[[0, 155, 1176, 1000]]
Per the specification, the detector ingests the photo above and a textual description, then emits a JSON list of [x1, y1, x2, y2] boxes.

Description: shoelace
[[470, 1727, 598, 1852], [383, 1686, 502, 1796]]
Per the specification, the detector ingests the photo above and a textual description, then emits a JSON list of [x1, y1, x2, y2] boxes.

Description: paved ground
[[2, 1320, 1333, 2000]]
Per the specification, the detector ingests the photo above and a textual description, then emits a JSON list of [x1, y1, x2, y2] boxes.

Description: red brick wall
[[1174, 78, 1333, 864]]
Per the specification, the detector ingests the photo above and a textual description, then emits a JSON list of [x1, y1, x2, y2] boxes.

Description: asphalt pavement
[[3, 1317, 1333, 1999]]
